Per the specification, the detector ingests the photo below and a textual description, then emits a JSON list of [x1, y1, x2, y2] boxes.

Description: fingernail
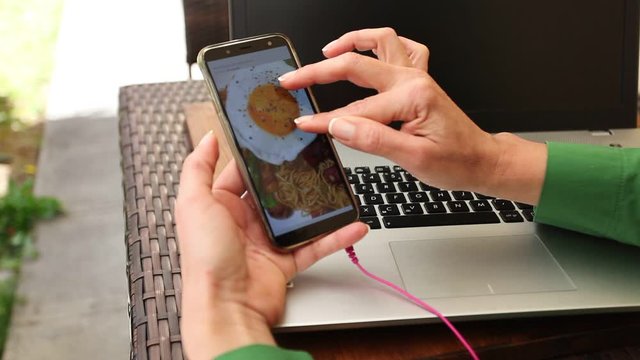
[[322, 40, 338, 53], [199, 130, 213, 147], [294, 115, 313, 125], [328, 118, 355, 140], [278, 70, 296, 82]]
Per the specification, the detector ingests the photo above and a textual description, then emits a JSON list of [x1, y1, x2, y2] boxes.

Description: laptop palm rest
[[389, 235, 576, 298]]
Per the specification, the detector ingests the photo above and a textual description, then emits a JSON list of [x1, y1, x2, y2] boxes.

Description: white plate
[[226, 61, 317, 165]]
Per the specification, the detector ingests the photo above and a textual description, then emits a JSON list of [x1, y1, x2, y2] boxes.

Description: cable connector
[[345, 246, 359, 264]]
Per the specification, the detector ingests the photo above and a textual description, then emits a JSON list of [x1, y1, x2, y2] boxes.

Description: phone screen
[[203, 37, 356, 247]]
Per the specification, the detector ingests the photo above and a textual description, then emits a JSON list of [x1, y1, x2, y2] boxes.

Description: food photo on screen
[[219, 59, 352, 234]]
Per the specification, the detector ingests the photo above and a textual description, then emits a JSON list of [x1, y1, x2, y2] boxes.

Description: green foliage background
[[0, 180, 62, 261], [0, 0, 64, 353], [0, 180, 62, 354], [0, 0, 64, 122]]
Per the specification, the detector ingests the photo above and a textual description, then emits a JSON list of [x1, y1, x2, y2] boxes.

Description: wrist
[[211, 302, 276, 350], [182, 278, 276, 360], [482, 132, 548, 205]]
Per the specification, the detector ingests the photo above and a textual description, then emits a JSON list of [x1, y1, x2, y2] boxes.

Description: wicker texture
[[119, 81, 209, 360], [117, 81, 640, 360]]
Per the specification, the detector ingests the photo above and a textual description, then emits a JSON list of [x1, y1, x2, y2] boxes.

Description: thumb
[[328, 116, 422, 167], [180, 131, 219, 200]]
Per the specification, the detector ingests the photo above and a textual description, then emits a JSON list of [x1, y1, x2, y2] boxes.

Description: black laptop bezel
[[228, 0, 639, 133]]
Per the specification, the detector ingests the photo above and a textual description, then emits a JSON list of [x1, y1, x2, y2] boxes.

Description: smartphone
[[197, 33, 359, 250]]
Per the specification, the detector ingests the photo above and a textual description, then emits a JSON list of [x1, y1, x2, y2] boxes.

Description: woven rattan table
[[118, 80, 640, 360], [119, 81, 209, 360]]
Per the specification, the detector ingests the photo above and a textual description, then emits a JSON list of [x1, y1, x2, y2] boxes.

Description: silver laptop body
[[281, 129, 640, 330]]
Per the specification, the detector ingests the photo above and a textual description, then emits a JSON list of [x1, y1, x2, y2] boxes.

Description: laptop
[[229, 0, 640, 330]]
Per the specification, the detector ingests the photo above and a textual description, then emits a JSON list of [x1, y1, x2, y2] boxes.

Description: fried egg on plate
[[226, 61, 316, 165]]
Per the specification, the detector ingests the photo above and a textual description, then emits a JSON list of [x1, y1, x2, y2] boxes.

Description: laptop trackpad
[[389, 235, 575, 298]]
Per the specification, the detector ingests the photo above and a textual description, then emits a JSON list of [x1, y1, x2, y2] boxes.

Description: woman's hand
[[280, 28, 547, 204], [321, 27, 430, 71], [176, 132, 368, 360]]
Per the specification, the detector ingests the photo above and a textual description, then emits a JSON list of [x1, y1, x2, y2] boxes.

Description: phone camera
[[267, 41, 273, 46]]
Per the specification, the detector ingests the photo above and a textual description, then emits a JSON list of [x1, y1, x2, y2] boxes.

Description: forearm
[[480, 132, 548, 205], [480, 137, 640, 246], [534, 142, 640, 246]]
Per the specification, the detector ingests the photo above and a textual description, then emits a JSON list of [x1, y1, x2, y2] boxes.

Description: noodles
[[274, 159, 351, 216]]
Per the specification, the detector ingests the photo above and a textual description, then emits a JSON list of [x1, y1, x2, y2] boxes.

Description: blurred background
[[0, 0, 188, 358]]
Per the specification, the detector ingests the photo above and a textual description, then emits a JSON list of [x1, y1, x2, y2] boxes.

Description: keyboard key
[[493, 199, 515, 210], [451, 191, 474, 200], [398, 182, 419, 192], [425, 201, 447, 213], [393, 165, 403, 172], [344, 167, 352, 175], [430, 190, 451, 202], [403, 172, 418, 181], [402, 203, 424, 215], [360, 216, 381, 229], [375, 166, 391, 173], [383, 212, 501, 228], [355, 166, 371, 174], [347, 174, 360, 184], [385, 193, 407, 204], [383, 172, 404, 182], [522, 209, 534, 221], [419, 182, 439, 191], [475, 193, 495, 200], [363, 193, 384, 205], [376, 182, 396, 193], [379, 204, 400, 216], [469, 199, 492, 212], [447, 201, 470, 213], [362, 173, 382, 183], [408, 191, 429, 202], [359, 205, 377, 217], [515, 202, 534, 209], [499, 210, 524, 222], [354, 183, 374, 194]]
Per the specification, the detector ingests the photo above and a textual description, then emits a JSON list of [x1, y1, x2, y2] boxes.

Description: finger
[[398, 36, 429, 71], [322, 28, 412, 67], [179, 131, 219, 200], [279, 52, 399, 92], [295, 91, 411, 134], [293, 222, 369, 272], [296, 75, 437, 134], [212, 159, 246, 196], [327, 116, 429, 168]]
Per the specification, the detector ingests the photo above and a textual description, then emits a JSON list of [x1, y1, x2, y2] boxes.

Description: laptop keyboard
[[345, 166, 534, 230]]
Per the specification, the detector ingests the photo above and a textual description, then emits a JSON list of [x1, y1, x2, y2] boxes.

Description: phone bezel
[[197, 33, 359, 250]]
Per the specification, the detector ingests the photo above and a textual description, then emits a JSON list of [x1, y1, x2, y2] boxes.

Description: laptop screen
[[229, 0, 638, 133]]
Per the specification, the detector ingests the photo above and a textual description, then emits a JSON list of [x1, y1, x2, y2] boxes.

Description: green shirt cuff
[[216, 344, 313, 360], [535, 142, 640, 246]]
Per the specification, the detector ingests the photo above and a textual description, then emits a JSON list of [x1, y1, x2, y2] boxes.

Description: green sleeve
[[534, 142, 640, 246], [215, 344, 313, 360]]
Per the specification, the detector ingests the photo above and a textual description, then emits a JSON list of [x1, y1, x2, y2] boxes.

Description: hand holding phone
[[177, 130, 369, 359], [197, 34, 359, 249]]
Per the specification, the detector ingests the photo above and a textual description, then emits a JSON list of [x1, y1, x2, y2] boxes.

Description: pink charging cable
[[345, 246, 479, 360]]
